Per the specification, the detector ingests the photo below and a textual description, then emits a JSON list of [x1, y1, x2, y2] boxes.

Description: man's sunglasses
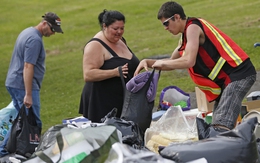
[[162, 15, 175, 27], [47, 22, 55, 32]]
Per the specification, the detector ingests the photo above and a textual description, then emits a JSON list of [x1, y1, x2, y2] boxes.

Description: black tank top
[[79, 38, 140, 122]]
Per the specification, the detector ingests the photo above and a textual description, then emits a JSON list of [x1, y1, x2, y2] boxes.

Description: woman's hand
[[118, 63, 128, 78]]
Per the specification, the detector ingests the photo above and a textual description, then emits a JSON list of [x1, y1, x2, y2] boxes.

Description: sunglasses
[[47, 22, 55, 32], [162, 15, 175, 27]]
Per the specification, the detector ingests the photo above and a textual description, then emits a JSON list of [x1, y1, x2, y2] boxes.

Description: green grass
[[0, 0, 260, 132]]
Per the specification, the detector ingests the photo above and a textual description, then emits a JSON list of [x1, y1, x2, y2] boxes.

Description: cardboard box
[[242, 100, 260, 112], [195, 87, 215, 112]]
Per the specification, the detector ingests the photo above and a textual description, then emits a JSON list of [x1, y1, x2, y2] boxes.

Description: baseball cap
[[42, 12, 63, 33]]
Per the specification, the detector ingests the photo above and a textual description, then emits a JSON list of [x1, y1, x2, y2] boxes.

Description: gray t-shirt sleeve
[[24, 38, 42, 65]]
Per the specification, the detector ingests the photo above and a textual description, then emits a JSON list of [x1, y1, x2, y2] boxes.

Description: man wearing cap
[[0, 12, 63, 158]]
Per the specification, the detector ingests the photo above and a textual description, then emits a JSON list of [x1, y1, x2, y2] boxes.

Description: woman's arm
[[83, 41, 128, 82]]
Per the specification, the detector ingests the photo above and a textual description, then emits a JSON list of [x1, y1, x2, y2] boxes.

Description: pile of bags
[[1, 101, 260, 163], [145, 106, 259, 162]]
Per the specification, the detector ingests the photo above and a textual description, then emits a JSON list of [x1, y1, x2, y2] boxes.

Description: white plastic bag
[[145, 106, 198, 153], [24, 125, 121, 163], [105, 142, 175, 163], [0, 101, 18, 145]]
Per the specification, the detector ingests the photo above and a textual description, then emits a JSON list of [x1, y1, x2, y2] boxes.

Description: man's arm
[[170, 46, 181, 60], [152, 24, 201, 70], [23, 62, 34, 108]]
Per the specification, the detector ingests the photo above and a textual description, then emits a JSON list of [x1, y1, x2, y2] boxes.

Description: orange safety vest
[[179, 18, 249, 102]]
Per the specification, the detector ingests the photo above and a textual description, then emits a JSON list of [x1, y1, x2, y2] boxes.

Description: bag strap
[[143, 69, 156, 90], [35, 151, 54, 163], [118, 66, 127, 91], [27, 107, 38, 126], [35, 132, 64, 163], [20, 104, 27, 116]]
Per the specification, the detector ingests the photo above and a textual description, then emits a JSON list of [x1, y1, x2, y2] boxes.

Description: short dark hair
[[98, 9, 125, 29], [157, 1, 186, 20]]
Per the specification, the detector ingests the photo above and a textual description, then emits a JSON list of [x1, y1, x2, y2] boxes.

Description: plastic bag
[[0, 101, 18, 146], [196, 117, 229, 139], [24, 125, 121, 163], [145, 106, 198, 153], [105, 142, 175, 163], [120, 69, 160, 133], [159, 117, 259, 163], [36, 124, 67, 152], [62, 116, 90, 127], [102, 108, 144, 148], [6, 105, 41, 158], [158, 86, 190, 111]]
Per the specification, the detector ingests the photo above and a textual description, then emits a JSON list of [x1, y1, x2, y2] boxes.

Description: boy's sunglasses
[[162, 15, 175, 27], [47, 22, 55, 32]]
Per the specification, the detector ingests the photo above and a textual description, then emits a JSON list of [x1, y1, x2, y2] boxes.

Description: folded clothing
[[126, 71, 159, 102]]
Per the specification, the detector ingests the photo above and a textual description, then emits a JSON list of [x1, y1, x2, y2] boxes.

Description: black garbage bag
[[257, 138, 260, 159], [101, 108, 144, 149], [6, 105, 41, 158], [196, 117, 228, 140], [159, 117, 259, 163]]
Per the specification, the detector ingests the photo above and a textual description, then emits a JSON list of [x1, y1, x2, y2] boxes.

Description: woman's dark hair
[[98, 9, 125, 29]]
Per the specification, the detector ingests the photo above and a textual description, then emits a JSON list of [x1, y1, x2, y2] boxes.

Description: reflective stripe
[[178, 36, 183, 46], [198, 85, 221, 95], [182, 50, 186, 56], [199, 19, 242, 66], [208, 57, 226, 80]]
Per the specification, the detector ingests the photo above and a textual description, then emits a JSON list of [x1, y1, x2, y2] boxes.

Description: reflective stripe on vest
[[199, 19, 243, 66], [197, 85, 221, 96], [208, 57, 226, 80], [182, 50, 186, 56]]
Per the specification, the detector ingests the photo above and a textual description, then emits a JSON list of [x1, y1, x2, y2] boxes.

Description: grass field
[[0, 0, 260, 132]]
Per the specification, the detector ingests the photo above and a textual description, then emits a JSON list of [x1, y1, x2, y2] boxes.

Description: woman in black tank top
[[79, 9, 139, 122]]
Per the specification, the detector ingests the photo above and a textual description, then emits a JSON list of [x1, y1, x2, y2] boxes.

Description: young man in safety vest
[[134, 1, 256, 133]]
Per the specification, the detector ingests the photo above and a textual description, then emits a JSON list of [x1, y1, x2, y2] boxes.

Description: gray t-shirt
[[5, 27, 45, 90]]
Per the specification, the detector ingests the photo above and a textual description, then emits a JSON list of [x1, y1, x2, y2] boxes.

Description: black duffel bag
[[159, 117, 259, 163], [102, 108, 144, 148]]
